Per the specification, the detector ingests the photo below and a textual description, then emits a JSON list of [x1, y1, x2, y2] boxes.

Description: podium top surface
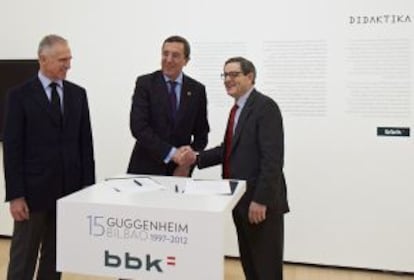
[[58, 175, 246, 213]]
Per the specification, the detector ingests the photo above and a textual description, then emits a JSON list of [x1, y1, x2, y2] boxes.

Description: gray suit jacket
[[198, 89, 289, 214]]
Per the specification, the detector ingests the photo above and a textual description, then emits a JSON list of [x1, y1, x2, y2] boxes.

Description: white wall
[[1, 0, 413, 273]]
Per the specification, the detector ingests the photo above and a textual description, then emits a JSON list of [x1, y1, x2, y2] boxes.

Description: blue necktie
[[169, 81, 177, 119]]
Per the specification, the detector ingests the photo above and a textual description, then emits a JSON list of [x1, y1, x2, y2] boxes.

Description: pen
[[113, 187, 121, 192], [174, 185, 184, 193], [134, 179, 142, 186], [105, 176, 149, 181]]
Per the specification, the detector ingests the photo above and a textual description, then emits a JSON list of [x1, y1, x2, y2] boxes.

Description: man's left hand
[[248, 201, 267, 224]]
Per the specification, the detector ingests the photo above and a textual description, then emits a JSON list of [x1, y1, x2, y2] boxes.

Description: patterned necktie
[[223, 104, 239, 179], [169, 81, 177, 119], [49, 82, 62, 123]]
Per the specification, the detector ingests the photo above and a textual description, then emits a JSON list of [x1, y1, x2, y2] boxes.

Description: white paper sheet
[[184, 180, 231, 195]]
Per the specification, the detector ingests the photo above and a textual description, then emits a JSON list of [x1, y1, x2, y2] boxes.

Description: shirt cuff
[[164, 147, 177, 163]]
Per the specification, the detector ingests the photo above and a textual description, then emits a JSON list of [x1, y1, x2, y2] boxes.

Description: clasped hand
[[172, 146, 197, 177], [172, 146, 197, 166]]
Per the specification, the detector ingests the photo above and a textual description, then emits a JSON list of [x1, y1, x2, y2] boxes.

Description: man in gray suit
[[196, 57, 289, 280]]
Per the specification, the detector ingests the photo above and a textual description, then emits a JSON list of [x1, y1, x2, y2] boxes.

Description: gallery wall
[[0, 0, 413, 272]]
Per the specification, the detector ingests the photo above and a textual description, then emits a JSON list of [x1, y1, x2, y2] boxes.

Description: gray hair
[[38, 34, 68, 56]]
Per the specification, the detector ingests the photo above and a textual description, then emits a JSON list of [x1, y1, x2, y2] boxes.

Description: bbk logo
[[104, 250, 176, 272]]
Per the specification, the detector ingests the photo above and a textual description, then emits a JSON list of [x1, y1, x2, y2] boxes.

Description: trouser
[[7, 210, 61, 280], [233, 209, 284, 280]]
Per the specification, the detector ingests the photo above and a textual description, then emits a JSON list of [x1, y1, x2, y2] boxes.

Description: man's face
[[161, 42, 188, 80], [39, 42, 72, 81], [223, 62, 253, 99]]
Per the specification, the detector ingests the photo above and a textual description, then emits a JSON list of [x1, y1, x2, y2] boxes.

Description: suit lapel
[[30, 78, 61, 126], [62, 81, 72, 128], [231, 90, 258, 151], [175, 75, 191, 125], [156, 73, 175, 122]]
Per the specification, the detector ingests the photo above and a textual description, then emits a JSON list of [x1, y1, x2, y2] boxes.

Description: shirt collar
[[236, 86, 254, 108], [38, 71, 63, 89], [163, 72, 183, 85]]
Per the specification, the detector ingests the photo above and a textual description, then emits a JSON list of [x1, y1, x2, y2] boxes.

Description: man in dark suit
[[3, 34, 95, 280], [127, 35, 209, 177], [196, 57, 289, 280]]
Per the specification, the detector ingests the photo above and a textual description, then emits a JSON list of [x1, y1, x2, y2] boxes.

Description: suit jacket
[[198, 89, 289, 214], [3, 76, 95, 211], [127, 70, 209, 175]]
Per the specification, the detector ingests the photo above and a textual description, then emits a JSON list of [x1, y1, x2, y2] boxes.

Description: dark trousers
[[7, 210, 61, 280], [233, 208, 284, 280]]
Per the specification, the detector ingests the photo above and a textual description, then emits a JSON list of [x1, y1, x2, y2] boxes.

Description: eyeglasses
[[220, 71, 243, 80], [162, 50, 184, 61]]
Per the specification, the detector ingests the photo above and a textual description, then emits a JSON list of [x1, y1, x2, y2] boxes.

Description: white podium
[[57, 175, 245, 280]]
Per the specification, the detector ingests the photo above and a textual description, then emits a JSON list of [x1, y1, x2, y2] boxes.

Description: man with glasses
[[196, 56, 289, 280], [127, 35, 209, 177]]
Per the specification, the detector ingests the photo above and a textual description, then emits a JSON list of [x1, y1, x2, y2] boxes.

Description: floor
[[1, 238, 413, 279]]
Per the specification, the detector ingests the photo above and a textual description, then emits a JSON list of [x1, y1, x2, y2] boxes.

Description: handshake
[[171, 145, 198, 177]]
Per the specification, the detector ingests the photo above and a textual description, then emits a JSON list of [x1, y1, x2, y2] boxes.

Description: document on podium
[[184, 180, 232, 195], [104, 178, 166, 193]]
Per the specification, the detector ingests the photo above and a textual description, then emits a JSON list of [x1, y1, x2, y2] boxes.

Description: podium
[[56, 175, 245, 279]]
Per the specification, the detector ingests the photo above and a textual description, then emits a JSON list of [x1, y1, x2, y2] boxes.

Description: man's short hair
[[38, 34, 68, 56], [225, 56, 256, 84], [163, 35, 191, 60]]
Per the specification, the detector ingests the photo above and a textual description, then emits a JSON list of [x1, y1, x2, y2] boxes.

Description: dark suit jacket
[[3, 76, 95, 211], [127, 70, 209, 175], [198, 89, 289, 214]]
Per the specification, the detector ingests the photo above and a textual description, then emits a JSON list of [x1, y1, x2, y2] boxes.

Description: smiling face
[[39, 42, 72, 81], [223, 62, 254, 99], [161, 41, 189, 80]]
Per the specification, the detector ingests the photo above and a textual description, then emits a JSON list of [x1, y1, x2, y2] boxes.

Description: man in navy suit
[[196, 57, 289, 280], [3, 34, 95, 280], [127, 35, 209, 177]]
